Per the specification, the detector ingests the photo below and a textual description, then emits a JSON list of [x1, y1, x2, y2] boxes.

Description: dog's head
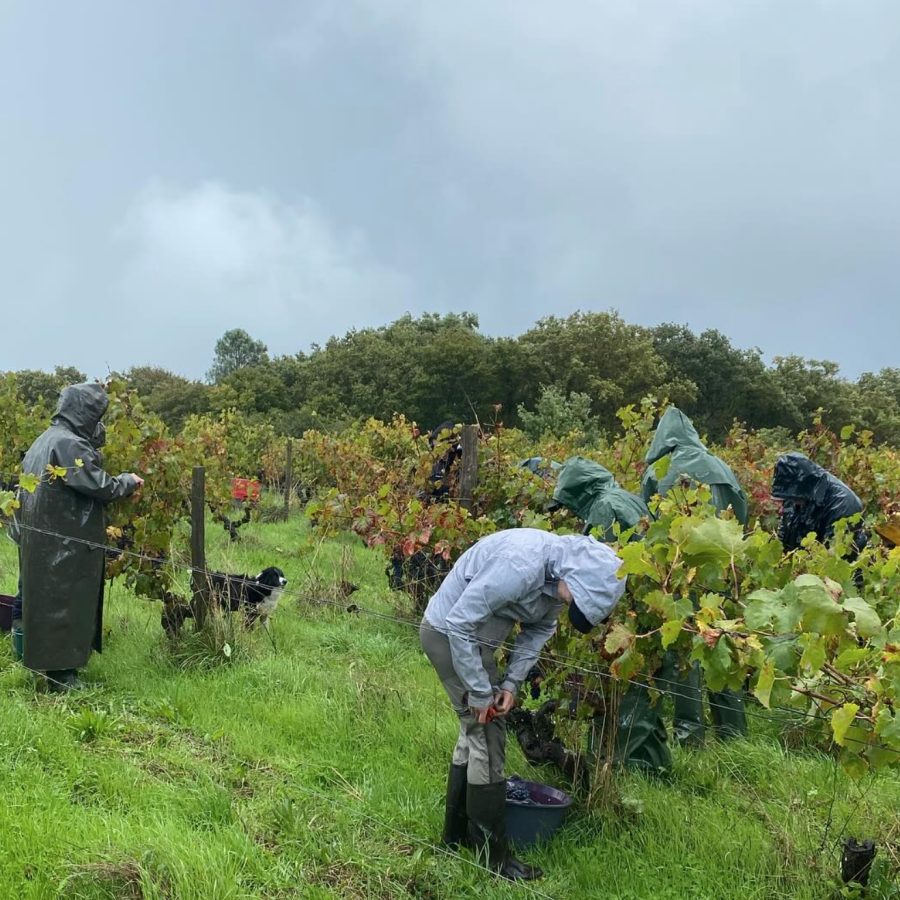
[[256, 567, 288, 589]]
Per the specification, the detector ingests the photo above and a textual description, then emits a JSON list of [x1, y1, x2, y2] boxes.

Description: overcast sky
[[2, 1, 897, 381]]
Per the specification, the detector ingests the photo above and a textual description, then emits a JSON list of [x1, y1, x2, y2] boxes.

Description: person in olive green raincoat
[[552, 456, 648, 542], [12, 384, 144, 691], [641, 407, 748, 743], [550, 457, 672, 774]]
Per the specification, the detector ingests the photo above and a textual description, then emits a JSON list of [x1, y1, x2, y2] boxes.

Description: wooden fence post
[[459, 425, 479, 511], [284, 439, 293, 519], [191, 466, 210, 630]]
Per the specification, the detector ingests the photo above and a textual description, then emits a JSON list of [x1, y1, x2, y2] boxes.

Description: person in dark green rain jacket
[[548, 457, 672, 774], [552, 457, 648, 541], [11, 384, 143, 691], [641, 408, 748, 744]]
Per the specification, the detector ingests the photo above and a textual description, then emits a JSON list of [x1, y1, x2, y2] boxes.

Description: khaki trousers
[[420, 620, 507, 785]]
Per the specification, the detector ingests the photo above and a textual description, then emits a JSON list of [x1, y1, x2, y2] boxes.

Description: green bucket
[[11, 625, 23, 661]]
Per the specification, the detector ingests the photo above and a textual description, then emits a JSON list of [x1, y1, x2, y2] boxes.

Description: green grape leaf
[[753, 659, 776, 709], [797, 576, 845, 636], [842, 597, 882, 639], [692, 635, 733, 692], [660, 619, 684, 649], [842, 751, 869, 780], [799, 633, 826, 673], [617, 541, 659, 578], [19, 473, 40, 493], [875, 708, 900, 749], [831, 703, 860, 747], [652, 456, 672, 482], [682, 516, 747, 564], [834, 648, 870, 671], [745, 590, 781, 631]]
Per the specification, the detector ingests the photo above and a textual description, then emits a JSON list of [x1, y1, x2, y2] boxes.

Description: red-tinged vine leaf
[[799, 633, 826, 674], [604, 623, 635, 655], [831, 702, 860, 746], [753, 659, 776, 709], [660, 619, 684, 649], [842, 596, 882, 639], [701, 628, 723, 648], [682, 516, 747, 564]]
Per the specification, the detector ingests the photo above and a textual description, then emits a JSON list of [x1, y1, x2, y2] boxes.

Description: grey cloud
[[0, 0, 897, 379]]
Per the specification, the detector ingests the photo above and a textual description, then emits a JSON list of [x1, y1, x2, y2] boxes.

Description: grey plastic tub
[[505, 777, 572, 848]]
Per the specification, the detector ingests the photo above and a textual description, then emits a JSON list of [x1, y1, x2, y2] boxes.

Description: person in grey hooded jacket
[[420, 528, 626, 881]]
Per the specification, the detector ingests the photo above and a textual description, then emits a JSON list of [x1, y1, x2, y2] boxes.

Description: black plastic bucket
[[0, 594, 15, 633], [505, 777, 572, 848]]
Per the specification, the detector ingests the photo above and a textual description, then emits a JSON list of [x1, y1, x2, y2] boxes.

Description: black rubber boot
[[46, 670, 84, 693], [466, 782, 543, 881], [442, 763, 470, 849]]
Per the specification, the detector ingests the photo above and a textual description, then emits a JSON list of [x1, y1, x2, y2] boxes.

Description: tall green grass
[[0, 516, 896, 899]]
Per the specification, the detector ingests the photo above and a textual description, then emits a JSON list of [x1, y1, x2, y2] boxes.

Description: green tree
[[771, 356, 855, 433], [516, 311, 690, 431], [517, 384, 600, 443], [652, 324, 794, 440], [207, 329, 269, 384], [853, 367, 900, 444], [12, 366, 87, 407], [123, 366, 210, 432]]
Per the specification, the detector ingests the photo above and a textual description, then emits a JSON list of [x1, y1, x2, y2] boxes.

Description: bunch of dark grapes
[[505, 781, 532, 803]]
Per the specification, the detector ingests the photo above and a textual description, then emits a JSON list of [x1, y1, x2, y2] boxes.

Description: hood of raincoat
[[553, 456, 651, 540], [645, 407, 704, 465], [772, 452, 865, 551], [772, 452, 832, 502], [642, 407, 748, 525], [548, 534, 627, 627], [52, 384, 109, 441]]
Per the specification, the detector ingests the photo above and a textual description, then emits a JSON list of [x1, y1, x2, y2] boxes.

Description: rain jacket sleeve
[[444, 555, 535, 707], [499, 605, 560, 698], [63, 444, 138, 503]]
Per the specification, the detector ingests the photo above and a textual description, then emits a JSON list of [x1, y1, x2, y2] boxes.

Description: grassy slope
[[0, 515, 896, 900]]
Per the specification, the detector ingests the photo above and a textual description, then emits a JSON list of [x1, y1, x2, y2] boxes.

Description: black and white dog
[[209, 566, 288, 626], [162, 567, 288, 637]]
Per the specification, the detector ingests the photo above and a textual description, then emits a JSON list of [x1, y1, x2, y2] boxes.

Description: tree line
[[7, 311, 900, 444]]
